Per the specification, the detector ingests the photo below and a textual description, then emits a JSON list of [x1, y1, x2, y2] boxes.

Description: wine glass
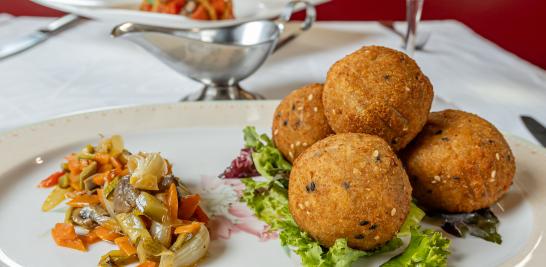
[[404, 0, 424, 56]]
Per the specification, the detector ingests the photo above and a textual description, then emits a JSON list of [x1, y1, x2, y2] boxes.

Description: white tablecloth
[[1, 14, 545, 145]]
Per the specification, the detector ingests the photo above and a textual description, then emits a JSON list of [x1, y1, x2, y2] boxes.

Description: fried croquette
[[272, 83, 334, 162], [323, 46, 433, 151], [401, 109, 516, 213], [288, 133, 412, 250]]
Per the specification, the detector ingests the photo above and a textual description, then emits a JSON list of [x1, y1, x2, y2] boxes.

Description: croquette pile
[[273, 46, 515, 251]]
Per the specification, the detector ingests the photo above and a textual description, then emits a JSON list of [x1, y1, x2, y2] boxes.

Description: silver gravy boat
[[111, 1, 316, 101]]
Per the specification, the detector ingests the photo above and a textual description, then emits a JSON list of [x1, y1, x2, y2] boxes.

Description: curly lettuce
[[381, 227, 450, 267], [242, 126, 291, 180]]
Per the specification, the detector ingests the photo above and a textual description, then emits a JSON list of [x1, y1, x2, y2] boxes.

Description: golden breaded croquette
[[323, 46, 433, 151], [401, 109, 516, 213], [272, 83, 334, 162], [289, 133, 412, 250]]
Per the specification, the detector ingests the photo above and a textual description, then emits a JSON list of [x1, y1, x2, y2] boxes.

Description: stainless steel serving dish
[[112, 1, 315, 101]]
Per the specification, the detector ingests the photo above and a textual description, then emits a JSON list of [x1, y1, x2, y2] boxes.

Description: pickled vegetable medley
[[39, 135, 210, 267], [139, 0, 234, 21]]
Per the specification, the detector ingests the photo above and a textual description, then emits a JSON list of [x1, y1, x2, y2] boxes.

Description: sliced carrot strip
[[51, 223, 86, 251], [94, 226, 121, 242], [96, 189, 106, 209], [193, 205, 209, 224], [114, 236, 136, 256], [94, 153, 111, 165], [174, 222, 201, 235], [179, 194, 200, 220], [98, 163, 113, 173], [110, 156, 123, 173], [80, 229, 101, 246], [92, 172, 107, 185], [67, 154, 82, 174], [38, 171, 65, 188], [167, 183, 178, 222], [66, 194, 100, 208]]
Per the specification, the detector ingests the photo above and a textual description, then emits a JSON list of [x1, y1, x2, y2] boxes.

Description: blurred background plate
[[35, 0, 137, 7], [30, 0, 329, 28]]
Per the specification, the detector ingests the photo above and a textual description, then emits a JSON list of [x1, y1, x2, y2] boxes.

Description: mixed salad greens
[[438, 208, 502, 244], [39, 136, 210, 267], [221, 126, 452, 267]]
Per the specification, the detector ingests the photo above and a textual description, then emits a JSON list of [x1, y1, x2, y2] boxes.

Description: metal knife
[[0, 14, 83, 60], [521, 115, 546, 147]]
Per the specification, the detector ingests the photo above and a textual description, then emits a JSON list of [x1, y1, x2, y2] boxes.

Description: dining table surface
[[0, 13, 545, 146]]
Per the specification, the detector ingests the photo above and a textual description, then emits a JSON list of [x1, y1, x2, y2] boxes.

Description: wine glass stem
[[405, 0, 424, 56]]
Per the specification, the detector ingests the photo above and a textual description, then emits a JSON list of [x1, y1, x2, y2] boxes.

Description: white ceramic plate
[[31, 0, 329, 28], [0, 101, 545, 267]]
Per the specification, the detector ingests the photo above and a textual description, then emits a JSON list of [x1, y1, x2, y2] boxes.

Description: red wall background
[[1, 0, 545, 69]]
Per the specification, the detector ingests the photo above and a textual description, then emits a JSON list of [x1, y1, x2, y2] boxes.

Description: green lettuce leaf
[[399, 202, 426, 236], [381, 227, 450, 267], [241, 179, 293, 230], [243, 126, 291, 180]]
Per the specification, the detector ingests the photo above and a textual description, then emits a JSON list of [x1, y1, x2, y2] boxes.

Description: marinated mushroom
[[113, 175, 140, 213]]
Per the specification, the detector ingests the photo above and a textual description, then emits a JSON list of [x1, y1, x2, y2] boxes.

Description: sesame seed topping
[[297, 106, 304, 111], [374, 235, 380, 240], [306, 211, 311, 215], [298, 203, 304, 209], [290, 144, 295, 149], [308, 94, 313, 101], [296, 141, 301, 146], [372, 150, 380, 162], [289, 151, 294, 158], [303, 142, 308, 146], [431, 180, 438, 184], [304, 201, 310, 207], [353, 168, 361, 175], [489, 178, 496, 183], [313, 107, 318, 112], [403, 126, 409, 131], [274, 129, 279, 135], [434, 176, 441, 182], [496, 153, 500, 160], [491, 170, 496, 178], [391, 208, 396, 216], [405, 87, 411, 92], [332, 109, 336, 115]]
